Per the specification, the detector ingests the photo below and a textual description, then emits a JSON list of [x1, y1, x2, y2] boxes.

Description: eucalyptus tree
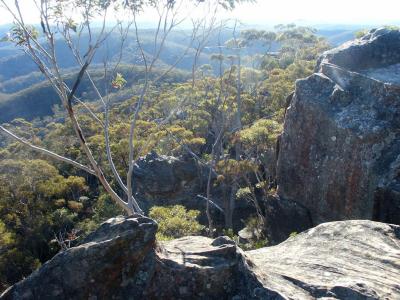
[[221, 21, 248, 228], [0, 0, 253, 215]]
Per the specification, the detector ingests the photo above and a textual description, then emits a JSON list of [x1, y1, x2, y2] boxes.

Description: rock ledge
[[2, 217, 399, 299]]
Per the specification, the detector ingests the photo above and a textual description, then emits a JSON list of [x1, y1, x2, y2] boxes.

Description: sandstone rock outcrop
[[0, 215, 158, 299], [276, 28, 400, 225], [133, 151, 254, 230], [132, 151, 227, 226], [2, 216, 400, 299], [133, 151, 203, 204], [247, 219, 400, 299]]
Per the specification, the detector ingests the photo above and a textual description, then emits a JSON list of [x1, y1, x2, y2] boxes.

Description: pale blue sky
[[0, 0, 398, 26]]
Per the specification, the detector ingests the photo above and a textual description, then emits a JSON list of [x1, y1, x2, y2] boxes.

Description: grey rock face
[[0, 215, 158, 300], [2, 218, 399, 299], [317, 28, 400, 73], [133, 151, 213, 216], [133, 151, 254, 231], [247, 220, 400, 299], [148, 236, 255, 299], [133, 151, 201, 198], [277, 28, 400, 225]]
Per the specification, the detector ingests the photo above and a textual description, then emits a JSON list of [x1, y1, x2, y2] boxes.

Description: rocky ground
[[2, 216, 399, 299], [247, 220, 400, 299]]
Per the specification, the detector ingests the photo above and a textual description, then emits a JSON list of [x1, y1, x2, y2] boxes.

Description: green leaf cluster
[[149, 205, 204, 241]]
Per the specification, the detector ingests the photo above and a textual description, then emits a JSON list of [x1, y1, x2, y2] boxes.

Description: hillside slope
[[0, 65, 189, 123]]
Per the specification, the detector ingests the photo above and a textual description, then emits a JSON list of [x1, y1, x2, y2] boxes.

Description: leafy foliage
[[7, 25, 39, 46], [0, 20, 330, 291], [0, 159, 95, 291], [149, 205, 204, 240], [222, 216, 268, 251]]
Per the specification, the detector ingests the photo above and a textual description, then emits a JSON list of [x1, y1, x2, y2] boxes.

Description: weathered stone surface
[[277, 28, 400, 225], [0, 215, 158, 299], [247, 220, 400, 299], [2, 217, 399, 299], [133, 151, 217, 218], [133, 151, 254, 231], [146, 236, 253, 299], [0, 215, 265, 300], [316, 28, 400, 73], [133, 151, 201, 199]]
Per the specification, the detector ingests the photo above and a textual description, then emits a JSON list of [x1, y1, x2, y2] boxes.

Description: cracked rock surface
[[247, 220, 400, 299], [2, 217, 399, 299], [277, 28, 400, 225]]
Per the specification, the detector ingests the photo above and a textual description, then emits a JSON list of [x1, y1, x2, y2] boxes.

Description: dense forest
[[0, 0, 379, 292]]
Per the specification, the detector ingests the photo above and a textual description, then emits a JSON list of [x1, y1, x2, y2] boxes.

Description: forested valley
[[0, 0, 395, 295]]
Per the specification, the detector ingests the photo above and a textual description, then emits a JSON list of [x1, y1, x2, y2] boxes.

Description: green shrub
[[243, 239, 268, 250], [92, 193, 124, 222], [54, 199, 66, 207], [221, 227, 267, 250], [149, 205, 204, 241], [67, 201, 83, 212]]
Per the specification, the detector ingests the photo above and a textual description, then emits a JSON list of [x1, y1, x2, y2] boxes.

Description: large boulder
[[247, 220, 400, 299], [144, 236, 260, 299], [0, 216, 262, 300], [132, 151, 226, 226], [2, 217, 399, 299], [276, 28, 400, 225], [0, 215, 158, 299], [133, 151, 202, 200], [133, 151, 254, 231]]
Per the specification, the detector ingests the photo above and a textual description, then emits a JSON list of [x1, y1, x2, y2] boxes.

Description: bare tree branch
[[0, 126, 96, 176]]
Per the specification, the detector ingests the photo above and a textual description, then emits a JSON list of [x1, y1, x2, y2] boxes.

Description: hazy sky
[[0, 0, 398, 26]]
